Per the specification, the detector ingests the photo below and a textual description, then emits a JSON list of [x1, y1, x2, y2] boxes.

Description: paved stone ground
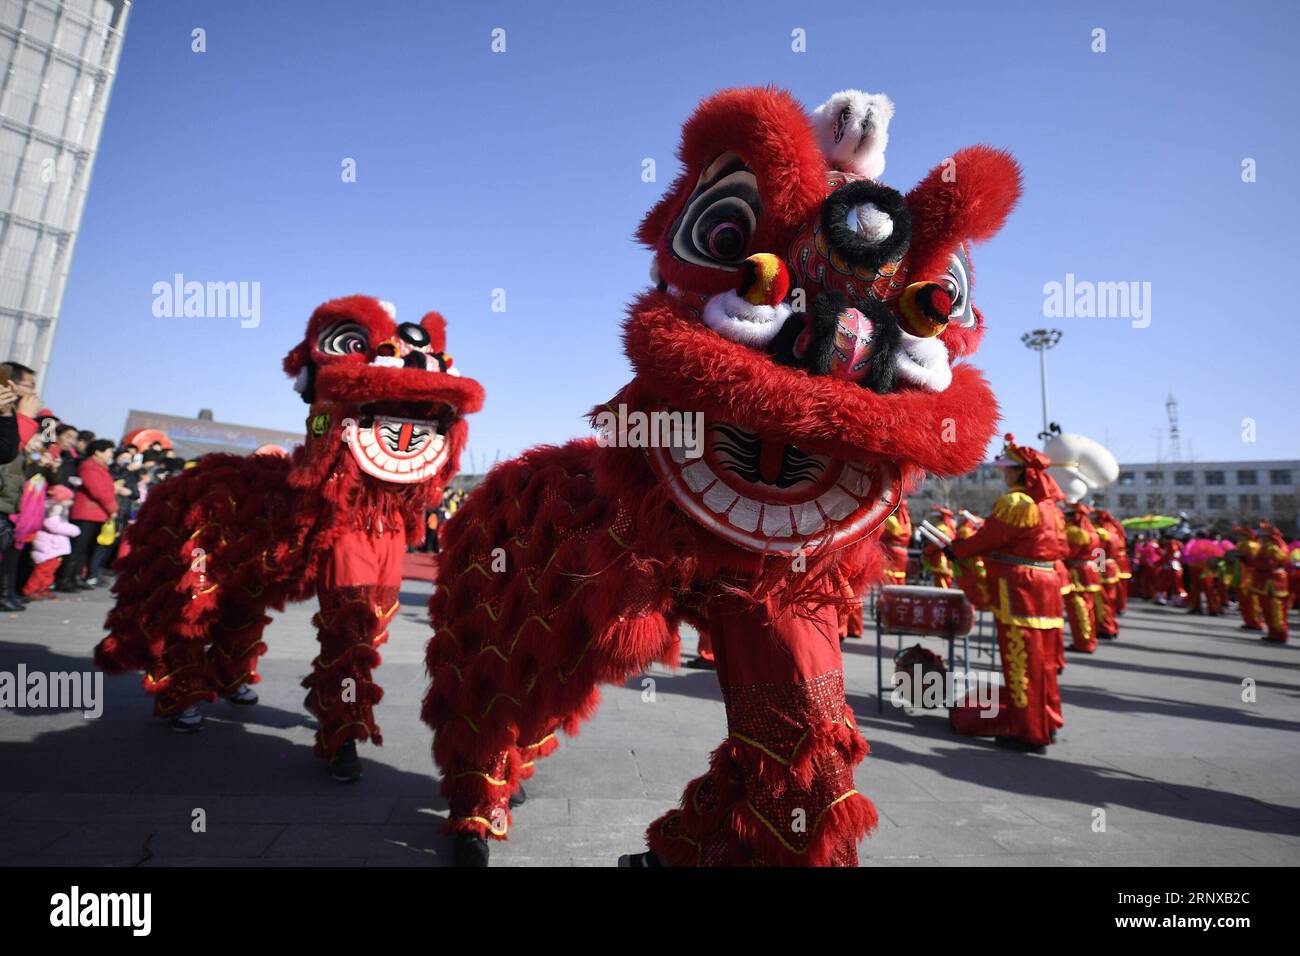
[[2, 582, 1298, 867]]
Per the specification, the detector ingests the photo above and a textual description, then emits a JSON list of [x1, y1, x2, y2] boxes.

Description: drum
[[877, 584, 974, 637]]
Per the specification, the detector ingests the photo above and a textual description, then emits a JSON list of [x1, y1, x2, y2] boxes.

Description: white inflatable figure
[[813, 89, 894, 180], [1045, 432, 1120, 504]]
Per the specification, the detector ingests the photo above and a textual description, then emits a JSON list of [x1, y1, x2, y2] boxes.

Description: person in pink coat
[[24, 485, 79, 599]]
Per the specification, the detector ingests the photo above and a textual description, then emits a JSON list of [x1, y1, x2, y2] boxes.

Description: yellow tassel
[[1066, 525, 1089, 546], [992, 491, 1039, 528]]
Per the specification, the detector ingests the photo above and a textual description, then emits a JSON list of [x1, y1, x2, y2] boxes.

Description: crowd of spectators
[[1, 360, 189, 612]]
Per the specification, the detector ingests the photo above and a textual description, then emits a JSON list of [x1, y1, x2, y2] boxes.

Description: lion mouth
[[647, 418, 900, 553], [344, 406, 452, 484]]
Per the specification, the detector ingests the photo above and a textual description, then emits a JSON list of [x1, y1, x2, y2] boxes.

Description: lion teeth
[[761, 505, 793, 537], [816, 485, 857, 520], [702, 482, 739, 514], [791, 501, 826, 534], [838, 464, 870, 497], [728, 497, 763, 532], [682, 460, 716, 493]]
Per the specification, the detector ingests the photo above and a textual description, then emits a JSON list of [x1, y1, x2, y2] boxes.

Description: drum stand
[[876, 614, 972, 713]]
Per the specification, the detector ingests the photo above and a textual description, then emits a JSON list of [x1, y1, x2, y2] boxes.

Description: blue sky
[[42, 0, 1299, 469]]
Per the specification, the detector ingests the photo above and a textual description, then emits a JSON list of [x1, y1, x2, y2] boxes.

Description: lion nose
[[737, 253, 789, 306]]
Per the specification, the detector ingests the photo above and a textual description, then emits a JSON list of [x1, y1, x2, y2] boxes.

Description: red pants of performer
[[1186, 568, 1222, 615], [646, 599, 876, 866], [951, 620, 1061, 747], [149, 605, 272, 717], [1066, 570, 1099, 653], [1136, 566, 1155, 600], [302, 526, 404, 758], [1116, 571, 1129, 614], [22, 558, 60, 596], [1262, 591, 1290, 643], [1239, 571, 1263, 629], [1097, 560, 1119, 638], [1153, 566, 1186, 606]]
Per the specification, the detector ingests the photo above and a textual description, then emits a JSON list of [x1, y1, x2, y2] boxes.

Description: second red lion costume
[[421, 86, 1020, 865], [95, 296, 482, 779]]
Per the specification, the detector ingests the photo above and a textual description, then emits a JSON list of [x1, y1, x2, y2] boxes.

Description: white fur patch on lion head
[[812, 89, 895, 180]]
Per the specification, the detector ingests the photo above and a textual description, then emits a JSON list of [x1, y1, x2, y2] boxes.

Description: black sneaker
[[509, 784, 526, 808], [170, 707, 203, 733], [454, 832, 490, 867], [329, 740, 363, 782], [617, 850, 662, 867], [226, 683, 258, 705]]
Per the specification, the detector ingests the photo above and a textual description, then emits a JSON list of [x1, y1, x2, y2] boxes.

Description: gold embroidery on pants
[[1005, 625, 1029, 708]]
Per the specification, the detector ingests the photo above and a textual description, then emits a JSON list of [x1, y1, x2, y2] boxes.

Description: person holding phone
[[1, 362, 41, 609], [0, 375, 19, 466]]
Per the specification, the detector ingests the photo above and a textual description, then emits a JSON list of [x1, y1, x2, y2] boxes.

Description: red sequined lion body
[[422, 86, 1020, 866], [95, 296, 483, 761]]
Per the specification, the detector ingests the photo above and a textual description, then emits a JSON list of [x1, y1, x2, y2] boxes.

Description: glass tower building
[[0, 0, 129, 384]]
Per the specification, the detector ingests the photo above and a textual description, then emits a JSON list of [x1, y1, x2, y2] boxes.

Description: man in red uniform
[[1253, 524, 1291, 643], [952, 511, 991, 610], [879, 499, 912, 585], [947, 435, 1068, 752], [1133, 535, 1159, 600], [922, 506, 957, 588], [1093, 508, 1131, 614], [1153, 534, 1187, 607], [1063, 503, 1104, 649], [1233, 527, 1264, 631]]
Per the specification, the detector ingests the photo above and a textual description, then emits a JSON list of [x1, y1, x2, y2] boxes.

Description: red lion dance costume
[[95, 296, 483, 778], [422, 86, 1020, 866]]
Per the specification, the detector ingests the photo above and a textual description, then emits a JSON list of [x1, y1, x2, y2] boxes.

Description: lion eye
[[669, 152, 761, 270], [318, 321, 370, 356], [945, 250, 973, 328]]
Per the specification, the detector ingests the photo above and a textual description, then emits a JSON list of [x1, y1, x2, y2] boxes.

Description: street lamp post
[[1021, 328, 1063, 438]]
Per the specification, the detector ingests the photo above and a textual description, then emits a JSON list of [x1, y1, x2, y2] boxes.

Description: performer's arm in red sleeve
[[950, 491, 1037, 560], [950, 516, 1013, 559]]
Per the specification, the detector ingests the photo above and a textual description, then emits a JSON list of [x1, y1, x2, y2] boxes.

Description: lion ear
[[905, 145, 1022, 280], [419, 310, 448, 353], [283, 340, 311, 378]]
